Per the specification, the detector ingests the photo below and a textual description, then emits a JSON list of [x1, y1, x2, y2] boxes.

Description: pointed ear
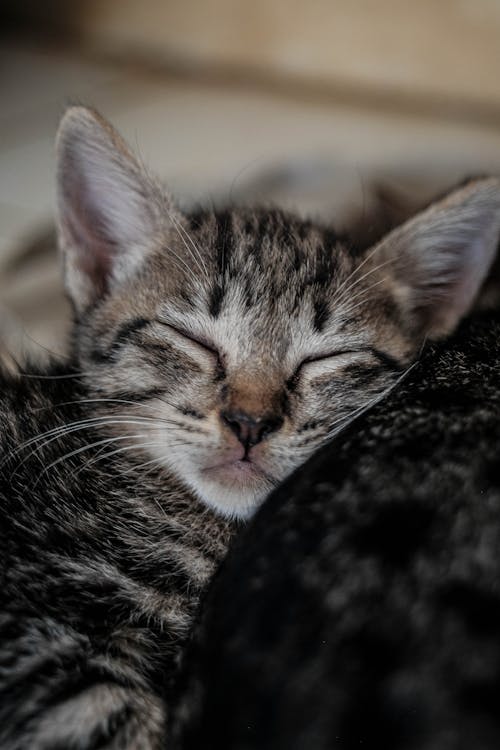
[[56, 106, 171, 313], [373, 177, 500, 339]]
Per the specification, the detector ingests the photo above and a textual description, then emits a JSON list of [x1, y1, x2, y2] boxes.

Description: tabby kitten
[[54, 109, 500, 520], [1, 105, 500, 749]]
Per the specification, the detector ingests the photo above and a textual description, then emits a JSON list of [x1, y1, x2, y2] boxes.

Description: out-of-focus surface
[[5, 0, 500, 108], [1, 2, 500, 359]]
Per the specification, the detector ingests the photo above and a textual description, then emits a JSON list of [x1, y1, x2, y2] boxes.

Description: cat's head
[[56, 106, 500, 518]]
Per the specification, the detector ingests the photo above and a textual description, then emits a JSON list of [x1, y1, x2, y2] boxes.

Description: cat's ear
[[56, 106, 172, 313], [372, 177, 500, 339]]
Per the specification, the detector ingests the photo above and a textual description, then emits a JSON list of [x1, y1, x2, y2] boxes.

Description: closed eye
[[296, 350, 363, 376], [156, 321, 222, 363], [286, 349, 361, 390], [299, 349, 362, 368], [301, 346, 404, 372], [287, 347, 401, 389]]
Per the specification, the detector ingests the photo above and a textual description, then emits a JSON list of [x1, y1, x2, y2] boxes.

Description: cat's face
[[57, 107, 500, 518], [74, 209, 413, 518]]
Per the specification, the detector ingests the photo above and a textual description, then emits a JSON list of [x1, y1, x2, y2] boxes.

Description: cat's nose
[[221, 410, 283, 449]]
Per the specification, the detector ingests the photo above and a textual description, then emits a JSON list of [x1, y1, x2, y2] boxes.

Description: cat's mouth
[[202, 457, 271, 486]]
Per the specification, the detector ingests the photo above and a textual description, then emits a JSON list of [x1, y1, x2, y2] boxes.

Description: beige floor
[[2, 39, 500, 361]]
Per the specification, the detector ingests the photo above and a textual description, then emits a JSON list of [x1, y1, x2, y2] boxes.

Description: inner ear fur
[[56, 106, 176, 313], [369, 177, 500, 339]]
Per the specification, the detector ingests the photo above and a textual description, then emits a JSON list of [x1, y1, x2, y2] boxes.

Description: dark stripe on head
[[244, 217, 255, 235], [112, 318, 151, 346], [91, 318, 151, 362], [254, 212, 272, 261], [314, 229, 340, 287], [321, 225, 339, 250], [297, 219, 313, 241], [209, 210, 233, 317], [313, 298, 330, 332], [214, 210, 232, 277], [208, 284, 224, 318], [186, 207, 207, 232]]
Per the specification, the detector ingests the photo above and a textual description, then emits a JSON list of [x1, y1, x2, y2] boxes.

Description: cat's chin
[[203, 458, 266, 483], [191, 460, 274, 520]]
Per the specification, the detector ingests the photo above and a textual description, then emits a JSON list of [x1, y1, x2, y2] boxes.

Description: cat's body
[[0, 362, 236, 748], [170, 308, 500, 750], [2, 106, 500, 748]]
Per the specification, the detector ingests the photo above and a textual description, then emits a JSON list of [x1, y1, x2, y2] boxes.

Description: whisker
[[33, 433, 153, 484], [168, 210, 210, 283], [4, 416, 172, 470], [17, 371, 89, 381], [331, 242, 384, 303], [129, 447, 195, 476], [75, 438, 165, 475], [324, 362, 418, 442], [336, 277, 389, 318], [34, 395, 183, 420], [333, 257, 395, 309], [163, 240, 201, 287]]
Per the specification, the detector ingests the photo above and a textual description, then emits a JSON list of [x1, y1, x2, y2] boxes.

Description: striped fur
[[0, 367, 235, 748]]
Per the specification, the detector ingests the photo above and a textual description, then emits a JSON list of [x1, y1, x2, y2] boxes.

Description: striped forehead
[[189, 207, 349, 327], [151, 207, 360, 368]]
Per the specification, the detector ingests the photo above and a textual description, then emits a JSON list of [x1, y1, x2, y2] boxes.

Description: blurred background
[[1, 0, 500, 362]]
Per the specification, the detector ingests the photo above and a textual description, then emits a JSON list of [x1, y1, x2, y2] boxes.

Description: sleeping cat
[[169, 306, 500, 750], [1, 105, 500, 748]]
